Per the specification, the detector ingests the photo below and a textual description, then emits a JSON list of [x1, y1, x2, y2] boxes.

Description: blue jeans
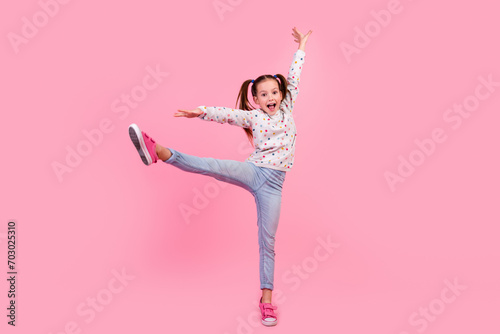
[[163, 147, 286, 290]]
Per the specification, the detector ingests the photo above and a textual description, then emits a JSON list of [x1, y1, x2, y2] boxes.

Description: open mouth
[[267, 103, 277, 112]]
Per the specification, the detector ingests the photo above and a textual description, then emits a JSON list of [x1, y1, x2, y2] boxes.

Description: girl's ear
[[253, 95, 259, 106]]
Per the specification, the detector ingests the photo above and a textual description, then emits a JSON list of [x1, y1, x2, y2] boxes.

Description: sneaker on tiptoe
[[128, 123, 159, 166], [259, 297, 278, 326]]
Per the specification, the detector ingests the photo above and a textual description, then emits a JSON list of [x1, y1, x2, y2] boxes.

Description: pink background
[[1, 0, 499, 333]]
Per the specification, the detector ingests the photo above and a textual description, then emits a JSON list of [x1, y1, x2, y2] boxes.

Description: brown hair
[[235, 74, 290, 147]]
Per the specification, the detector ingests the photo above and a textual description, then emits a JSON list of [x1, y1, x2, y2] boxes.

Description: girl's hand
[[292, 27, 312, 50], [174, 108, 203, 118]]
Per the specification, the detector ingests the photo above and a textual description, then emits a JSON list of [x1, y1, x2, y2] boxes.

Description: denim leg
[[163, 147, 258, 193], [254, 168, 286, 290]]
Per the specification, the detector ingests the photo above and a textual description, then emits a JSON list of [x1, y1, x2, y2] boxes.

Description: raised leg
[[162, 147, 259, 193], [156, 144, 172, 161]]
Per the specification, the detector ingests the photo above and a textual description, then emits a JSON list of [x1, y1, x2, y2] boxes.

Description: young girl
[[128, 26, 312, 326]]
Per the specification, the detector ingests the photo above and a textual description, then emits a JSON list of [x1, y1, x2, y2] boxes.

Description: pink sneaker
[[128, 123, 159, 165], [259, 297, 278, 326]]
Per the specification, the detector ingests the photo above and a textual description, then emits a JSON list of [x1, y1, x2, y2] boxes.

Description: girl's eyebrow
[[259, 89, 278, 94]]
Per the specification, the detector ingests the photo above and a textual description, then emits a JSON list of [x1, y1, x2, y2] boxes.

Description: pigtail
[[274, 73, 291, 106], [236, 79, 256, 147]]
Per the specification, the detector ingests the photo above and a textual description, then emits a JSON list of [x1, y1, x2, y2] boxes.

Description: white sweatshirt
[[197, 49, 306, 172]]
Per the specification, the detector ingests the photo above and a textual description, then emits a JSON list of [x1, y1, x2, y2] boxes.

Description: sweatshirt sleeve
[[196, 106, 254, 128], [281, 49, 306, 113]]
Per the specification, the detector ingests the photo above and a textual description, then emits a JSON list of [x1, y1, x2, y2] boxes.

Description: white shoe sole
[[128, 123, 152, 166], [262, 318, 277, 326]]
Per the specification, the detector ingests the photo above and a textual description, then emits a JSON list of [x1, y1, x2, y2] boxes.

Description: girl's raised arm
[[282, 27, 312, 113]]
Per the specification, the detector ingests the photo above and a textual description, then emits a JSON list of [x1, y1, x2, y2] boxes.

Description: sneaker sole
[[128, 123, 152, 166], [262, 319, 277, 326]]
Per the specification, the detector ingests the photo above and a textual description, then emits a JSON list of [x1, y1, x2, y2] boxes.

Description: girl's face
[[253, 79, 282, 115]]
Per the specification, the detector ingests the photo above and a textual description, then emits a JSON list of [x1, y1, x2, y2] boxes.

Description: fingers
[[292, 26, 313, 38], [175, 109, 198, 118], [174, 109, 186, 117]]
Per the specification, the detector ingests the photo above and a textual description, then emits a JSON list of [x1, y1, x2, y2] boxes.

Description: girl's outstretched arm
[[175, 107, 254, 129]]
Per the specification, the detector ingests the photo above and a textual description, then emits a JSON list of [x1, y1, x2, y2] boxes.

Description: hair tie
[[251, 79, 254, 83], [274, 75, 277, 78]]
